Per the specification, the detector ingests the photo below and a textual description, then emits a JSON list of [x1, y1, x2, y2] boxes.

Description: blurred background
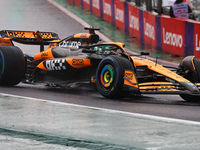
[[126, 0, 200, 20]]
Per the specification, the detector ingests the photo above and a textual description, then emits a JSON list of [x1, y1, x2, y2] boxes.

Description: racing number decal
[[45, 59, 66, 71]]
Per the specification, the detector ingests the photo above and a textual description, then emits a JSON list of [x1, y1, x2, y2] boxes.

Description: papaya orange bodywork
[[34, 48, 54, 61], [131, 56, 190, 83], [37, 62, 48, 71], [0, 38, 13, 45], [124, 70, 138, 88], [74, 33, 90, 38]]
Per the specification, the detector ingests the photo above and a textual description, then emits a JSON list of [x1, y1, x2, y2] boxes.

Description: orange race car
[[0, 27, 200, 102]]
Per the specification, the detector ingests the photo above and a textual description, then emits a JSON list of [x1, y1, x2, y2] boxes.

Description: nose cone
[[180, 82, 200, 94]]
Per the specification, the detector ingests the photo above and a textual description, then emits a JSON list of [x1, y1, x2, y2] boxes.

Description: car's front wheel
[[96, 55, 134, 99], [178, 56, 200, 102]]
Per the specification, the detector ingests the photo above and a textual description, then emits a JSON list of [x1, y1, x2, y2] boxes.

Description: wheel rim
[[100, 65, 114, 89]]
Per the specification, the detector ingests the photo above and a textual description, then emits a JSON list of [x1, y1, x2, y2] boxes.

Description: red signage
[[74, 0, 81, 7], [92, 0, 101, 17], [66, 0, 73, 6], [83, 0, 90, 11], [103, 0, 112, 24], [143, 11, 156, 48], [161, 16, 186, 56], [194, 22, 200, 58], [114, 0, 125, 31], [128, 4, 140, 40]]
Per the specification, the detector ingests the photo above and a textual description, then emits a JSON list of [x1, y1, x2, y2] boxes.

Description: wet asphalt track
[[0, 0, 199, 122], [1, 0, 200, 149]]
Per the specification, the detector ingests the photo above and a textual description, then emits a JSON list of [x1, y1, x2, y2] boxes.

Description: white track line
[[44, 0, 195, 125], [44, 0, 194, 125], [1, 92, 200, 126]]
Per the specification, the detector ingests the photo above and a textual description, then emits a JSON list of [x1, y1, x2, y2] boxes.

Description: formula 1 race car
[[0, 27, 200, 102]]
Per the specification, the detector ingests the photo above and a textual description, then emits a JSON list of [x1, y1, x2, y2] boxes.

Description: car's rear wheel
[[178, 56, 200, 102], [0, 45, 26, 86], [96, 55, 134, 99]]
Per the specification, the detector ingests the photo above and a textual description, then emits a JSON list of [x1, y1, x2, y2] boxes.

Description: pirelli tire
[[96, 55, 134, 99], [0, 45, 26, 86], [178, 56, 200, 102]]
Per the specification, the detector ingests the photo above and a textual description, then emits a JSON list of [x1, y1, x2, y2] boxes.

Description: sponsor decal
[[93, 0, 100, 9], [41, 52, 48, 57], [196, 34, 200, 51], [39, 33, 53, 39], [72, 59, 84, 66], [136, 68, 145, 72], [144, 18, 155, 40], [125, 73, 133, 80], [0, 40, 12, 45], [163, 28, 183, 48], [7, 31, 26, 38], [104, 2, 111, 16], [45, 59, 66, 71], [80, 33, 88, 38], [115, 7, 124, 22], [59, 40, 81, 48], [129, 12, 139, 31], [83, 0, 89, 4], [6, 31, 52, 39]]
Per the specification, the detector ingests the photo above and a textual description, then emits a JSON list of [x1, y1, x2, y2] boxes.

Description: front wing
[[139, 82, 200, 95]]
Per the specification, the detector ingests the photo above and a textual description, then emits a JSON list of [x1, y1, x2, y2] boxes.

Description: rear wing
[[0, 30, 60, 45]]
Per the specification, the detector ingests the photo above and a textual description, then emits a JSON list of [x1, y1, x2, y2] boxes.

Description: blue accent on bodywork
[[27, 54, 34, 58]]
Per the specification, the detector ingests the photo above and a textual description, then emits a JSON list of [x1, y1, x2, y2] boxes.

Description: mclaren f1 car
[[0, 27, 200, 102]]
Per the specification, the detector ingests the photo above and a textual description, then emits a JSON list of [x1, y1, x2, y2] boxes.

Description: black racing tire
[[96, 55, 134, 99], [178, 56, 200, 102], [178, 56, 200, 83], [193, 58, 200, 82], [179, 94, 200, 102], [0, 45, 26, 86]]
